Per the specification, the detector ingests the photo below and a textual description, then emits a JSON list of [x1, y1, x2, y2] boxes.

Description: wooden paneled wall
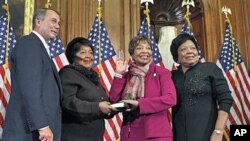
[[35, 0, 250, 71], [202, 0, 250, 71]]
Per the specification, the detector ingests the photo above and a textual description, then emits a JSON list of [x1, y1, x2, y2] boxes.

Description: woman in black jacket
[[60, 37, 113, 141], [170, 33, 233, 141]]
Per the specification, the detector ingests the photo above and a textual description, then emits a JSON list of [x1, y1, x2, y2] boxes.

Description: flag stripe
[[101, 62, 113, 88], [54, 56, 63, 70], [103, 129, 112, 141], [228, 68, 250, 124], [106, 119, 119, 139], [0, 89, 8, 110], [237, 67, 250, 112], [115, 113, 123, 127], [238, 64, 250, 92], [226, 71, 247, 123], [228, 106, 238, 124], [0, 113, 3, 127]]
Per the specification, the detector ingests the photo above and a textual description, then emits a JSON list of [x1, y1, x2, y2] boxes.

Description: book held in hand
[[110, 102, 130, 111]]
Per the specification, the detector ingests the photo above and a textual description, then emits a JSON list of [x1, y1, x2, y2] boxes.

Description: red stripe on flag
[[0, 113, 4, 128], [103, 129, 112, 141], [99, 76, 109, 95], [101, 62, 113, 85], [5, 79, 11, 94], [54, 56, 64, 70], [238, 64, 250, 92], [0, 70, 11, 95], [0, 66, 6, 78], [228, 102, 239, 124], [226, 72, 245, 123], [107, 119, 119, 139], [115, 114, 122, 127], [236, 66, 250, 112], [231, 71, 250, 124], [226, 71, 250, 124], [0, 89, 8, 109], [108, 57, 116, 70]]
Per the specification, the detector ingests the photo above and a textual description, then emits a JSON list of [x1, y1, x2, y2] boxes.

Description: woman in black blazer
[[59, 37, 113, 141]]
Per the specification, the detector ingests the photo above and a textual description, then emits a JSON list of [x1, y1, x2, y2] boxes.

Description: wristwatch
[[214, 129, 223, 135]]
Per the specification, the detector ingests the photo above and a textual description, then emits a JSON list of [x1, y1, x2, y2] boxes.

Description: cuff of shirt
[[114, 73, 123, 78], [39, 126, 49, 131]]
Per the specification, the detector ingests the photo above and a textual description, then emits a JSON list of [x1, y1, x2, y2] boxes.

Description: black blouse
[[172, 62, 233, 141]]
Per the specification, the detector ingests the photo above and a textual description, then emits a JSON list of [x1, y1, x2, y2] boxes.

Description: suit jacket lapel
[[49, 59, 63, 96], [32, 33, 63, 96]]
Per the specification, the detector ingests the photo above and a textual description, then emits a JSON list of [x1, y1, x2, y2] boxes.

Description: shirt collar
[[32, 31, 50, 56]]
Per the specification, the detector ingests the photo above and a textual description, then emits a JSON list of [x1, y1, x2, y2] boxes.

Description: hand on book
[[122, 100, 138, 107], [110, 102, 131, 112], [122, 100, 139, 111]]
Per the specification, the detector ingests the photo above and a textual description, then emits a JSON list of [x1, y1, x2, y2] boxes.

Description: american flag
[[181, 20, 205, 62], [0, 9, 16, 138], [216, 21, 250, 140], [88, 14, 122, 141], [138, 18, 164, 66], [48, 35, 69, 70]]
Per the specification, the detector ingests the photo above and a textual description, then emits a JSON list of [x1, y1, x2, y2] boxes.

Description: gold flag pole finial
[[182, 0, 195, 17], [222, 6, 231, 22], [97, 0, 103, 77], [182, 0, 195, 32], [45, 0, 52, 8], [2, 3, 10, 84], [141, 0, 154, 37]]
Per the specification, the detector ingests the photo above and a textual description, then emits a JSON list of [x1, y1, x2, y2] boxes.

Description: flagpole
[[2, 3, 10, 83], [45, 0, 52, 8], [97, 0, 103, 76], [182, 0, 195, 33], [141, 0, 154, 37]]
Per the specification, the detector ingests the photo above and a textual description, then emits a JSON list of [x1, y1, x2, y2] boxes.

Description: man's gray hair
[[32, 8, 47, 29], [32, 8, 60, 29]]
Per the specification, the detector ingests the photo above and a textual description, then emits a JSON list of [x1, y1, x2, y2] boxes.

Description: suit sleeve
[[138, 69, 177, 114], [109, 76, 127, 103], [211, 64, 233, 113], [14, 38, 49, 131]]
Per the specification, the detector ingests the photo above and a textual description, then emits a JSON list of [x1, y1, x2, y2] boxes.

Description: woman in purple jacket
[[109, 35, 177, 141]]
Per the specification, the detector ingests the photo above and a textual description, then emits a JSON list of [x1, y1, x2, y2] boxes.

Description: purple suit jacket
[[110, 63, 176, 139]]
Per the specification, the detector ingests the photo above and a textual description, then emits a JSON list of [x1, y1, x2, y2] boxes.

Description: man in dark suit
[[3, 8, 62, 141]]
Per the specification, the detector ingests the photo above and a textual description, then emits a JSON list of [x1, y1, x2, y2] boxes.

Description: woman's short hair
[[170, 33, 198, 62], [66, 37, 94, 64], [128, 35, 152, 56]]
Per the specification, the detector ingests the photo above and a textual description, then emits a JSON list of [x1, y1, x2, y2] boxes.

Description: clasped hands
[[99, 100, 139, 114]]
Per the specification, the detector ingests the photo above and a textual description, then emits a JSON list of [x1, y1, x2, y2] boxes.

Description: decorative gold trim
[[23, 0, 35, 35]]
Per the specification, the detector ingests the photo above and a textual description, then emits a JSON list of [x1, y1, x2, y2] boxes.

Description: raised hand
[[115, 50, 127, 74]]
